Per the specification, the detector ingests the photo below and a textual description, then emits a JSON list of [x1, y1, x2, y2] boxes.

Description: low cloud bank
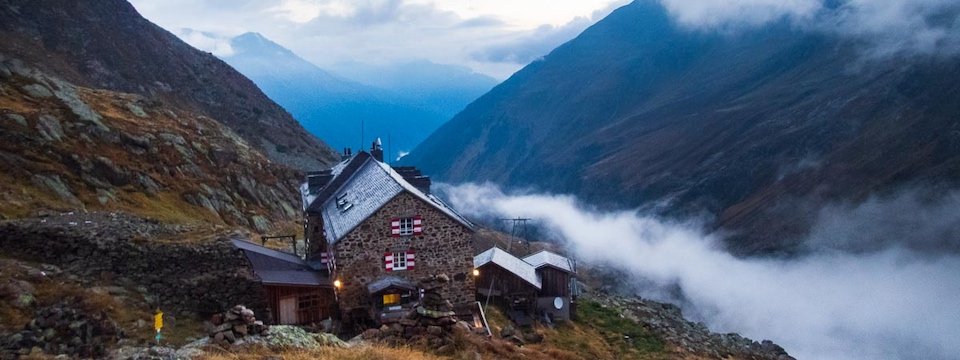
[[658, 0, 960, 57], [440, 183, 960, 360]]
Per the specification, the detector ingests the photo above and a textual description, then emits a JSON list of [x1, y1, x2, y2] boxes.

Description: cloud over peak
[[659, 0, 960, 56], [659, 0, 821, 28]]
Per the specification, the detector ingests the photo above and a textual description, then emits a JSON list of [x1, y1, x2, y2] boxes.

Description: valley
[[1, 0, 958, 359]]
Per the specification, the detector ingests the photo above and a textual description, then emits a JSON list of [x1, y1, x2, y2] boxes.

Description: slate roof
[[367, 276, 417, 294], [523, 250, 575, 273], [474, 247, 542, 289], [232, 239, 330, 287], [301, 151, 475, 244]]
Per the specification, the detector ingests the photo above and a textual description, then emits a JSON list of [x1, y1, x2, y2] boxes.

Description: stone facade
[[330, 191, 475, 311]]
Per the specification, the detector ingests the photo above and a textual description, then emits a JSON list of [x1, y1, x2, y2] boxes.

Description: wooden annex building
[[232, 239, 336, 325], [474, 247, 578, 323]]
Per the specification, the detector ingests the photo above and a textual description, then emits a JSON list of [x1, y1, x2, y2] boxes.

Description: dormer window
[[391, 216, 423, 237], [336, 192, 352, 213]]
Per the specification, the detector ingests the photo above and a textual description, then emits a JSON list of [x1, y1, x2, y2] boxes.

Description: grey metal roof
[[523, 250, 575, 273], [231, 239, 330, 287], [366, 276, 417, 294], [303, 151, 475, 244], [474, 247, 541, 289]]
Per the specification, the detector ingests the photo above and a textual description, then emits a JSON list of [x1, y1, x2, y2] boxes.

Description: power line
[[498, 218, 531, 253]]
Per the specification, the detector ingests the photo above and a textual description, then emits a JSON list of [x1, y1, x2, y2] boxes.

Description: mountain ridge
[[0, 0, 338, 170], [404, 0, 960, 254]]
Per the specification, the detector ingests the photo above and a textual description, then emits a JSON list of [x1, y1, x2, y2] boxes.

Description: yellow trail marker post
[[154, 310, 163, 345]]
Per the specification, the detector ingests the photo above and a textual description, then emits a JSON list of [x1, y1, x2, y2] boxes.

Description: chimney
[[341, 147, 352, 161], [306, 169, 333, 193], [393, 166, 432, 193], [371, 137, 384, 162]]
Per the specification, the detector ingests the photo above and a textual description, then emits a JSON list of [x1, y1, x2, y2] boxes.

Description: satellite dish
[[553, 297, 564, 310]]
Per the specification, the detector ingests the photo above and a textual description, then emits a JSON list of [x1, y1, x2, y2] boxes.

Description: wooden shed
[[233, 239, 336, 325], [523, 250, 577, 321], [474, 247, 542, 321]]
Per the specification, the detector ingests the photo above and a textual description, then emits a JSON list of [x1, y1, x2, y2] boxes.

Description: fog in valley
[[441, 183, 960, 360]]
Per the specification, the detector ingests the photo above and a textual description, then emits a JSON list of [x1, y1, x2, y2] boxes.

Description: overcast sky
[[129, 0, 960, 80], [128, 0, 629, 79]]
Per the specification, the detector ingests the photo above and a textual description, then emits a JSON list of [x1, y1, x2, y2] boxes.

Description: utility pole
[[499, 218, 532, 253]]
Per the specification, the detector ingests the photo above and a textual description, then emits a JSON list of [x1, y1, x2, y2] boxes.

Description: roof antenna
[[360, 119, 364, 153]]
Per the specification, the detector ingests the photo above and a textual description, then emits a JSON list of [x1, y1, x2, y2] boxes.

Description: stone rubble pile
[[208, 305, 267, 346], [361, 274, 475, 350], [1, 302, 122, 358]]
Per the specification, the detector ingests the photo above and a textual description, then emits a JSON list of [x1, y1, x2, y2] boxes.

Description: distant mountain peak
[[218, 32, 499, 160]]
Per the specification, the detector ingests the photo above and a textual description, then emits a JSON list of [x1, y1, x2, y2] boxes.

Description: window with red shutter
[[390, 218, 401, 237], [413, 216, 423, 235], [406, 249, 416, 270], [385, 250, 414, 271], [384, 252, 394, 272], [393, 216, 422, 237]]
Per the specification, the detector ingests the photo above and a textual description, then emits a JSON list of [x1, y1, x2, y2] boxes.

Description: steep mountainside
[[0, 1, 338, 170], [0, 57, 301, 232], [222, 33, 496, 159], [405, 1, 960, 254]]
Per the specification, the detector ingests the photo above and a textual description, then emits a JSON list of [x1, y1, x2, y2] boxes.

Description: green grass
[[575, 299, 665, 357]]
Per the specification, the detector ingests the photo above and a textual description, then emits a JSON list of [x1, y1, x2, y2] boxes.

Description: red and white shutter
[[384, 252, 394, 272], [320, 252, 329, 264], [390, 218, 401, 237], [413, 216, 423, 236], [327, 250, 337, 272], [406, 249, 416, 270]]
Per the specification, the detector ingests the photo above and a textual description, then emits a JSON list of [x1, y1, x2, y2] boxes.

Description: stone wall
[[0, 213, 268, 317], [332, 192, 476, 310]]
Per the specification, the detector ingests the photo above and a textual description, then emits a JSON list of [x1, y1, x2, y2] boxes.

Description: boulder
[[523, 331, 544, 344], [125, 102, 148, 118], [36, 114, 64, 142], [362, 328, 381, 340], [5, 113, 27, 127], [22, 84, 53, 98], [500, 325, 516, 338]]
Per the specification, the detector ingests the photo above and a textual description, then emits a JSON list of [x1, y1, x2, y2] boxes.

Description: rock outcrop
[[590, 293, 794, 360], [0, 57, 302, 232]]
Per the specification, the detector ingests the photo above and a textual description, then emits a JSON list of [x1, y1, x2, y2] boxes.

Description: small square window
[[392, 251, 407, 270], [398, 218, 414, 236], [383, 293, 401, 306]]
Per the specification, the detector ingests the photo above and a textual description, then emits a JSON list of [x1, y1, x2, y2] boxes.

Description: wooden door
[[279, 296, 297, 325]]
